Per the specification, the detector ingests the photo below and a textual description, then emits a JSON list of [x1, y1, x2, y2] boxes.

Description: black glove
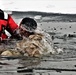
[[14, 34, 23, 40], [11, 29, 23, 40]]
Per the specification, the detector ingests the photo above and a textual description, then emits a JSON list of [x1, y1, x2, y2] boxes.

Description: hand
[[14, 34, 23, 40], [12, 29, 23, 40], [0, 37, 2, 42]]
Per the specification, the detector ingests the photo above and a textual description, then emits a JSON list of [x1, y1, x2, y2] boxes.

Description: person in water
[[0, 9, 37, 41]]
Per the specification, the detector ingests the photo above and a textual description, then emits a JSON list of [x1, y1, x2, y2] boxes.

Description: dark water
[[0, 16, 76, 74]]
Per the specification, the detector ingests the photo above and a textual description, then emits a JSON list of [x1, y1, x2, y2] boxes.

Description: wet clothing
[[0, 9, 18, 40]]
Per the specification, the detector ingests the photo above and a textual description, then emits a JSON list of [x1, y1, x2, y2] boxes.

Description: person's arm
[[7, 15, 18, 32], [7, 15, 22, 40]]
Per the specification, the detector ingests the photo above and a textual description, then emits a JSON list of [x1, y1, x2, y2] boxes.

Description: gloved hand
[[11, 29, 23, 40], [14, 34, 23, 40], [0, 37, 2, 43]]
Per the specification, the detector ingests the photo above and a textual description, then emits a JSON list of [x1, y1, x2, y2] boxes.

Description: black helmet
[[20, 17, 37, 32]]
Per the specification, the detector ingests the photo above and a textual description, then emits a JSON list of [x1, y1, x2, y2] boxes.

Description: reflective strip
[[5, 30, 11, 37], [4, 12, 8, 19]]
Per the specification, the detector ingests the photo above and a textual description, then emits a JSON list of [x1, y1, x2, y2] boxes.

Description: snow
[[0, 0, 76, 14]]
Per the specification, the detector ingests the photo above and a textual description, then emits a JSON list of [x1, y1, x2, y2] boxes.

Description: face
[[19, 25, 34, 37]]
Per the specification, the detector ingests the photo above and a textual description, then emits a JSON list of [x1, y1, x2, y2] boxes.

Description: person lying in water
[[0, 10, 63, 57], [0, 9, 37, 41], [0, 12, 55, 57]]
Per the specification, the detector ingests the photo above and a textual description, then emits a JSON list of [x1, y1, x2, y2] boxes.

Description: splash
[[0, 28, 63, 57]]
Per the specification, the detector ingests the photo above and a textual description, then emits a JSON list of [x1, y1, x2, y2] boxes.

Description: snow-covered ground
[[0, 0, 76, 14]]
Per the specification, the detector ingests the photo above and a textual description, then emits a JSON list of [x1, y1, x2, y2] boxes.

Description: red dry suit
[[0, 9, 18, 40]]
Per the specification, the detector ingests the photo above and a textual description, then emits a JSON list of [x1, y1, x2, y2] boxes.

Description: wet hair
[[20, 17, 37, 32]]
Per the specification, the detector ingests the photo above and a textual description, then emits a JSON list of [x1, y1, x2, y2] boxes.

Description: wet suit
[[0, 9, 21, 40]]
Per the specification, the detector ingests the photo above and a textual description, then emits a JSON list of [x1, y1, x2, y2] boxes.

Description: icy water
[[0, 21, 76, 75], [39, 22, 76, 58]]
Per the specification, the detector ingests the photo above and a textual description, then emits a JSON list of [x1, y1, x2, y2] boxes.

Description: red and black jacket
[[0, 9, 18, 40]]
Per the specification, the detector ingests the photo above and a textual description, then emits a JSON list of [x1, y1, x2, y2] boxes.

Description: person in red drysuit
[[0, 9, 20, 41], [0, 9, 37, 41]]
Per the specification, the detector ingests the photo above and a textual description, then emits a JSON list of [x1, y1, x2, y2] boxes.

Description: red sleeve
[[7, 15, 18, 32]]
